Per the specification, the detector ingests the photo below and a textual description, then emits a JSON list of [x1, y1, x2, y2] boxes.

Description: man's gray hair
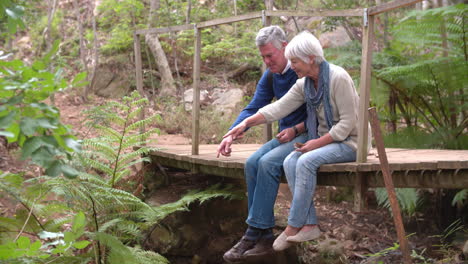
[[255, 25, 287, 50], [285, 31, 324, 64]]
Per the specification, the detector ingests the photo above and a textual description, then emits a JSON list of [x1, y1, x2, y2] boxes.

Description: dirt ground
[[1, 92, 466, 263]]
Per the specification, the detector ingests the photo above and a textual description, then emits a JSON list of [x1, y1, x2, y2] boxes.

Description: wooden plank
[[135, 24, 194, 35], [356, 15, 374, 162], [192, 28, 201, 155], [265, 9, 363, 17], [197, 12, 263, 28], [369, 0, 422, 16]]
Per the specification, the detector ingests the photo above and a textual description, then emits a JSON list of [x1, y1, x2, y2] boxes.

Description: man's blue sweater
[[229, 68, 307, 132]]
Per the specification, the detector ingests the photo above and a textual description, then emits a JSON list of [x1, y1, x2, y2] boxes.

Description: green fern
[[373, 4, 468, 149], [79, 91, 161, 187], [374, 188, 421, 218]]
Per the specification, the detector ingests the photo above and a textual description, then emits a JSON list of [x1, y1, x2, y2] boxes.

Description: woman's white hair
[[285, 31, 324, 64]]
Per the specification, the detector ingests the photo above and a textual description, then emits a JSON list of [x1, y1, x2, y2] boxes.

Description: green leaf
[[30, 147, 55, 167], [32, 60, 46, 71], [64, 137, 81, 152], [21, 137, 43, 159], [72, 72, 87, 86], [64, 231, 74, 244], [30, 240, 42, 251], [72, 240, 90, 249], [72, 212, 86, 234], [61, 165, 79, 179], [36, 118, 57, 129], [0, 111, 16, 129], [42, 40, 60, 63], [16, 236, 30, 249], [20, 117, 38, 136], [45, 160, 62, 177]]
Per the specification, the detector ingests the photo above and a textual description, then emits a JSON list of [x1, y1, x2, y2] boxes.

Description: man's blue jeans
[[283, 142, 356, 228], [244, 133, 308, 229]]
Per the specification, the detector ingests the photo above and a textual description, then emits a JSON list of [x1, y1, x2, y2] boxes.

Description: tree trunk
[[73, 0, 89, 93], [145, 0, 176, 97], [84, 2, 100, 102], [45, 0, 57, 51], [145, 35, 176, 97], [186, 0, 191, 24]]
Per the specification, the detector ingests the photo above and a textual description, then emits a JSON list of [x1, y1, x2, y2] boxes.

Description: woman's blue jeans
[[244, 133, 308, 229], [283, 142, 356, 228]]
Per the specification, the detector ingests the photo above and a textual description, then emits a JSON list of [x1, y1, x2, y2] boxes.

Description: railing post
[[192, 26, 201, 155], [262, 1, 274, 143], [354, 9, 374, 212]]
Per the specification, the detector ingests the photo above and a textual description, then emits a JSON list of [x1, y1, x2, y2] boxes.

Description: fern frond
[[113, 169, 131, 184], [92, 232, 139, 264], [99, 218, 123, 232], [129, 98, 149, 108], [43, 216, 73, 232], [81, 140, 118, 160], [79, 156, 114, 175], [128, 246, 169, 264], [93, 125, 122, 141], [141, 184, 241, 226], [126, 115, 160, 132], [127, 107, 143, 121]]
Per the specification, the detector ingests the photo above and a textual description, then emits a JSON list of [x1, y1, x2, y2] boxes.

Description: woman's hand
[[223, 121, 247, 140], [295, 134, 334, 153]]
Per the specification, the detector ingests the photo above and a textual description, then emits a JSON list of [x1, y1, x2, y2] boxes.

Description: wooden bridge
[[136, 0, 468, 212], [148, 144, 468, 210]]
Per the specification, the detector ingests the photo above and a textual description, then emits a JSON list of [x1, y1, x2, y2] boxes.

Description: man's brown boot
[[243, 236, 275, 257], [223, 236, 256, 263]]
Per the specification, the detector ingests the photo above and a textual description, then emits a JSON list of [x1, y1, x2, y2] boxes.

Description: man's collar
[[281, 60, 291, 75]]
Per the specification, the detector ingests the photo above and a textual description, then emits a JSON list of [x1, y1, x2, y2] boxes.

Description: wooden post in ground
[[134, 33, 146, 137], [368, 107, 412, 264], [354, 10, 374, 212], [262, 0, 273, 143], [192, 26, 201, 155]]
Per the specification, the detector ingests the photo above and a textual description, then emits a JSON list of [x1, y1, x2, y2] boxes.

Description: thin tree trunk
[[45, 0, 57, 51], [84, 3, 100, 102], [146, 0, 176, 97], [73, 0, 89, 82], [186, 0, 191, 24]]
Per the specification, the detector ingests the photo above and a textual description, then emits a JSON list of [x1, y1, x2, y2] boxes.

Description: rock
[[145, 197, 248, 262], [183, 88, 209, 111], [212, 88, 244, 115]]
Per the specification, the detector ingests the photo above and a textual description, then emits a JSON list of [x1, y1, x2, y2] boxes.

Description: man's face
[[258, 42, 288, 74]]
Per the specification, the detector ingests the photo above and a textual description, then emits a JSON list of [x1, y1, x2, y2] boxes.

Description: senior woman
[[224, 31, 371, 251]]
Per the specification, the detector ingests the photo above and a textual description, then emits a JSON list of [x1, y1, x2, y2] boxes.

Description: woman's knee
[[296, 155, 322, 173]]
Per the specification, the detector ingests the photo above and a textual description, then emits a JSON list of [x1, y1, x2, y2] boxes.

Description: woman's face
[[290, 57, 313, 78]]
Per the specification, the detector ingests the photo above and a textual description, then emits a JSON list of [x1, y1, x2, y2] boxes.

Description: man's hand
[[275, 127, 296, 143], [217, 135, 234, 157]]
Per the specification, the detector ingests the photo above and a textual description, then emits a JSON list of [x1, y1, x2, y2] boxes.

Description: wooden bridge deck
[[148, 144, 468, 189]]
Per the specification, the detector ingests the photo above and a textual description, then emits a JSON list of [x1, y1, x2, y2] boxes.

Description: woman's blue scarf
[[304, 60, 333, 140]]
